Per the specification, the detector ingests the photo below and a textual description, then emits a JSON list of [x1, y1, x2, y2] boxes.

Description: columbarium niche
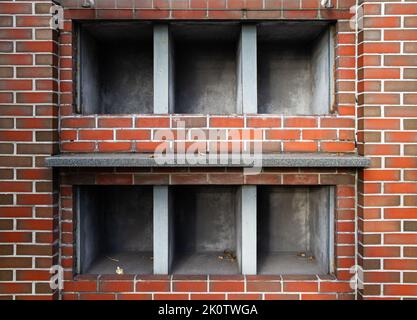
[[257, 186, 334, 275], [76, 185, 153, 274]]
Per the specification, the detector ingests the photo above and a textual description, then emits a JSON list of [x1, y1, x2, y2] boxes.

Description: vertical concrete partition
[[153, 186, 171, 274], [237, 24, 257, 114], [239, 186, 257, 274], [154, 24, 174, 114]]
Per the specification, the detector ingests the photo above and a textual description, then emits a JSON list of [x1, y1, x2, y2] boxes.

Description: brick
[[136, 281, 170, 292], [284, 118, 317, 128], [136, 117, 170, 128], [80, 294, 115, 300], [386, 157, 417, 168], [62, 118, 96, 129], [98, 118, 133, 128], [61, 142, 95, 152], [362, 119, 400, 130], [154, 294, 188, 300], [283, 174, 318, 184], [363, 170, 400, 181], [191, 293, 225, 300], [363, 221, 401, 232], [267, 130, 300, 140], [385, 30, 417, 41], [385, 3, 417, 15], [283, 282, 318, 292], [16, 41, 56, 53], [116, 130, 150, 140], [0, 54, 33, 65], [0, 232, 32, 243], [0, 29, 32, 40], [321, 142, 355, 152], [384, 285, 417, 296], [363, 195, 400, 207], [404, 119, 417, 130], [99, 281, 134, 292], [385, 81, 417, 92], [283, 142, 317, 152], [385, 235, 417, 245], [0, 283, 32, 294], [173, 281, 207, 292], [16, 16, 51, 27], [98, 142, 132, 152], [384, 55, 417, 66], [319, 282, 352, 293], [79, 130, 114, 140], [115, 294, 151, 300], [321, 118, 354, 128], [404, 221, 417, 232], [247, 117, 281, 128], [303, 130, 336, 140], [210, 117, 244, 128], [385, 183, 417, 194], [385, 131, 417, 142], [365, 272, 400, 283], [209, 281, 244, 292], [246, 281, 281, 292]]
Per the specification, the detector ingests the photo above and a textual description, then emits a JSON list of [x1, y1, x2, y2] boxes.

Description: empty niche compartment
[[171, 23, 240, 114], [257, 22, 335, 115], [76, 186, 153, 274], [76, 22, 153, 115], [171, 186, 241, 274], [257, 186, 334, 275]]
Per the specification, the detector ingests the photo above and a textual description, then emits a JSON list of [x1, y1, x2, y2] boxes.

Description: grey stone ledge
[[45, 153, 370, 168]]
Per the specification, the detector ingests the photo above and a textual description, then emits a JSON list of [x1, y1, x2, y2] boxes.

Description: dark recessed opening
[[257, 21, 334, 115], [77, 22, 153, 115], [172, 23, 240, 114], [257, 186, 333, 275], [171, 186, 240, 274], [77, 185, 153, 274]]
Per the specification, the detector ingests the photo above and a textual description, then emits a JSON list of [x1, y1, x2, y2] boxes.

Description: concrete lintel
[[153, 186, 169, 274], [240, 186, 257, 275], [45, 153, 371, 168]]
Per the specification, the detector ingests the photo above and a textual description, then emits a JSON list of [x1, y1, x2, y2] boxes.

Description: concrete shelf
[[46, 153, 370, 168]]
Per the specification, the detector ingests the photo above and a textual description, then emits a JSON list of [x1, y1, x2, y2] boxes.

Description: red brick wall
[[1, 0, 416, 300], [357, 1, 417, 300], [0, 0, 59, 299]]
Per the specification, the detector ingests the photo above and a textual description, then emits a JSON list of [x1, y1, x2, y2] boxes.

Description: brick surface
[[357, 0, 417, 300], [1, 0, 416, 301]]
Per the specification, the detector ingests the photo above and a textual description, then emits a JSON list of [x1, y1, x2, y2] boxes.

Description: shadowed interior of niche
[[77, 185, 153, 274], [77, 22, 153, 115], [170, 185, 241, 274], [257, 185, 332, 275], [172, 23, 240, 114], [257, 21, 334, 115]]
